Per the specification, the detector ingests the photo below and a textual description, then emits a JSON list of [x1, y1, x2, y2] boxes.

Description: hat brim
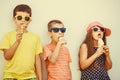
[[104, 27, 111, 36], [86, 21, 111, 36]]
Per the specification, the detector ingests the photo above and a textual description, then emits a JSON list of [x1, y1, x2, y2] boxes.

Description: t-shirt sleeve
[[0, 33, 10, 51], [35, 36, 43, 55], [43, 45, 52, 60]]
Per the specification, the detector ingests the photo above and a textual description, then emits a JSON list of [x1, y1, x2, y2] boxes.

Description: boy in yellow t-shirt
[[0, 4, 42, 80]]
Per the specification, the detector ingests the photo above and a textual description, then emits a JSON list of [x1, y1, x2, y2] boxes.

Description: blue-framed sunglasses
[[49, 27, 66, 33]]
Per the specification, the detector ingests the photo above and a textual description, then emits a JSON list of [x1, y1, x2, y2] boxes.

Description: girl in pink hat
[[78, 21, 112, 80]]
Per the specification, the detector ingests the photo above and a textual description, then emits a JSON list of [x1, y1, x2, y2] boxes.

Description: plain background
[[0, 0, 120, 80]]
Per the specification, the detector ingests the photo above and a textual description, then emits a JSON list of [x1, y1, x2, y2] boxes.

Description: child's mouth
[[98, 33, 102, 38], [21, 23, 27, 27]]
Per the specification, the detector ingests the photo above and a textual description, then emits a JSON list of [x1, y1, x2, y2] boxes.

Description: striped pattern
[[43, 44, 71, 80]]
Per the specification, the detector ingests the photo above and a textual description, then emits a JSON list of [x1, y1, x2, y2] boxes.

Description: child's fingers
[[16, 31, 23, 42], [103, 46, 109, 50]]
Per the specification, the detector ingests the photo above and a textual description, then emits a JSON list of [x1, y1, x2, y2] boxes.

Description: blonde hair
[[48, 20, 63, 31]]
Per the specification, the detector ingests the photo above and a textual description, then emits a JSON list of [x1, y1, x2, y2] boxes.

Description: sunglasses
[[92, 27, 105, 32], [15, 15, 31, 21], [49, 28, 66, 33]]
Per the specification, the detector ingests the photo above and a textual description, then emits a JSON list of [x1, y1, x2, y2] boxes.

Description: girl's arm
[[79, 43, 104, 70], [103, 46, 112, 71]]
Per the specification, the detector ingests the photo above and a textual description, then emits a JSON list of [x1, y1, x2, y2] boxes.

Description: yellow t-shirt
[[0, 31, 42, 79]]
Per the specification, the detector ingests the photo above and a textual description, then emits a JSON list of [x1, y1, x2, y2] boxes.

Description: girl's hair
[[13, 4, 32, 17], [78, 29, 107, 70], [48, 20, 63, 31]]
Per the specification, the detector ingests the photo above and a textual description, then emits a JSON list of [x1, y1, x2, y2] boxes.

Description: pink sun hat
[[86, 21, 111, 36]]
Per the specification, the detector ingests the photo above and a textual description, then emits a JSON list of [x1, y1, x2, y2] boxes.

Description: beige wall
[[0, 0, 120, 79]]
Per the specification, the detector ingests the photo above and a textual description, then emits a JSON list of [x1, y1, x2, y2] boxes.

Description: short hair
[[13, 4, 32, 17], [48, 20, 63, 31]]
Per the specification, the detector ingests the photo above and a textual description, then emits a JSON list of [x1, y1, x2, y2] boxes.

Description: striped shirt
[[43, 44, 71, 80]]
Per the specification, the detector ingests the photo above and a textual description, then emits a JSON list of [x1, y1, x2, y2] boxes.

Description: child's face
[[49, 23, 65, 43], [13, 11, 31, 29], [92, 26, 105, 40]]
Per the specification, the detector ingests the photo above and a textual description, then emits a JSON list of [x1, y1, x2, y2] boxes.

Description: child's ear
[[48, 32, 52, 38], [28, 19, 32, 24], [30, 18, 32, 22], [13, 17, 16, 21]]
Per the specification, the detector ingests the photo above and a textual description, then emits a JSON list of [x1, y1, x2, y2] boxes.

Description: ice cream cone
[[59, 37, 67, 45], [98, 38, 104, 47], [20, 23, 27, 33]]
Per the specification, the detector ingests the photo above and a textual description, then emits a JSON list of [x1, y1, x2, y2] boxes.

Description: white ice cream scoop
[[21, 23, 27, 33], [98, 38, 104, 47], [59, 37, 63, 41], [59, 37, 67, 45]]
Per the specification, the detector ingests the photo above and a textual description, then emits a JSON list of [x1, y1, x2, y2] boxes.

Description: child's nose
[[58, 30, 62, 34], [21, 18, 25, 22]]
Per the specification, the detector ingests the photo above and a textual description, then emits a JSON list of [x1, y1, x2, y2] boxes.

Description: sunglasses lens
[[54, 28, 59, 33], [17, 16, 22, 20], [60, 28, 66, 33], [100, 28, 105, 32], [25, 17, 30, 21], [93, 28, 98, 32], [52, 28, 59, 33]]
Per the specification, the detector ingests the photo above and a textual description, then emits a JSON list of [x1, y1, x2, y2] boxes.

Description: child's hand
[[58, 37, 67, 46], [103, 45, 110, 56], [16, 30, 23, 43], [96, 46, 104, 56]]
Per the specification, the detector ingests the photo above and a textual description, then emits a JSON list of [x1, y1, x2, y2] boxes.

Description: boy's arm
[[68, 64, 72, 80], [3, 41, 20, 60], [48, 43, 61, 63], [48, 37, 66, 63], [3, 31, 23, 60], [35, 54, 42, 80], [40, 53, 48, 80]]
